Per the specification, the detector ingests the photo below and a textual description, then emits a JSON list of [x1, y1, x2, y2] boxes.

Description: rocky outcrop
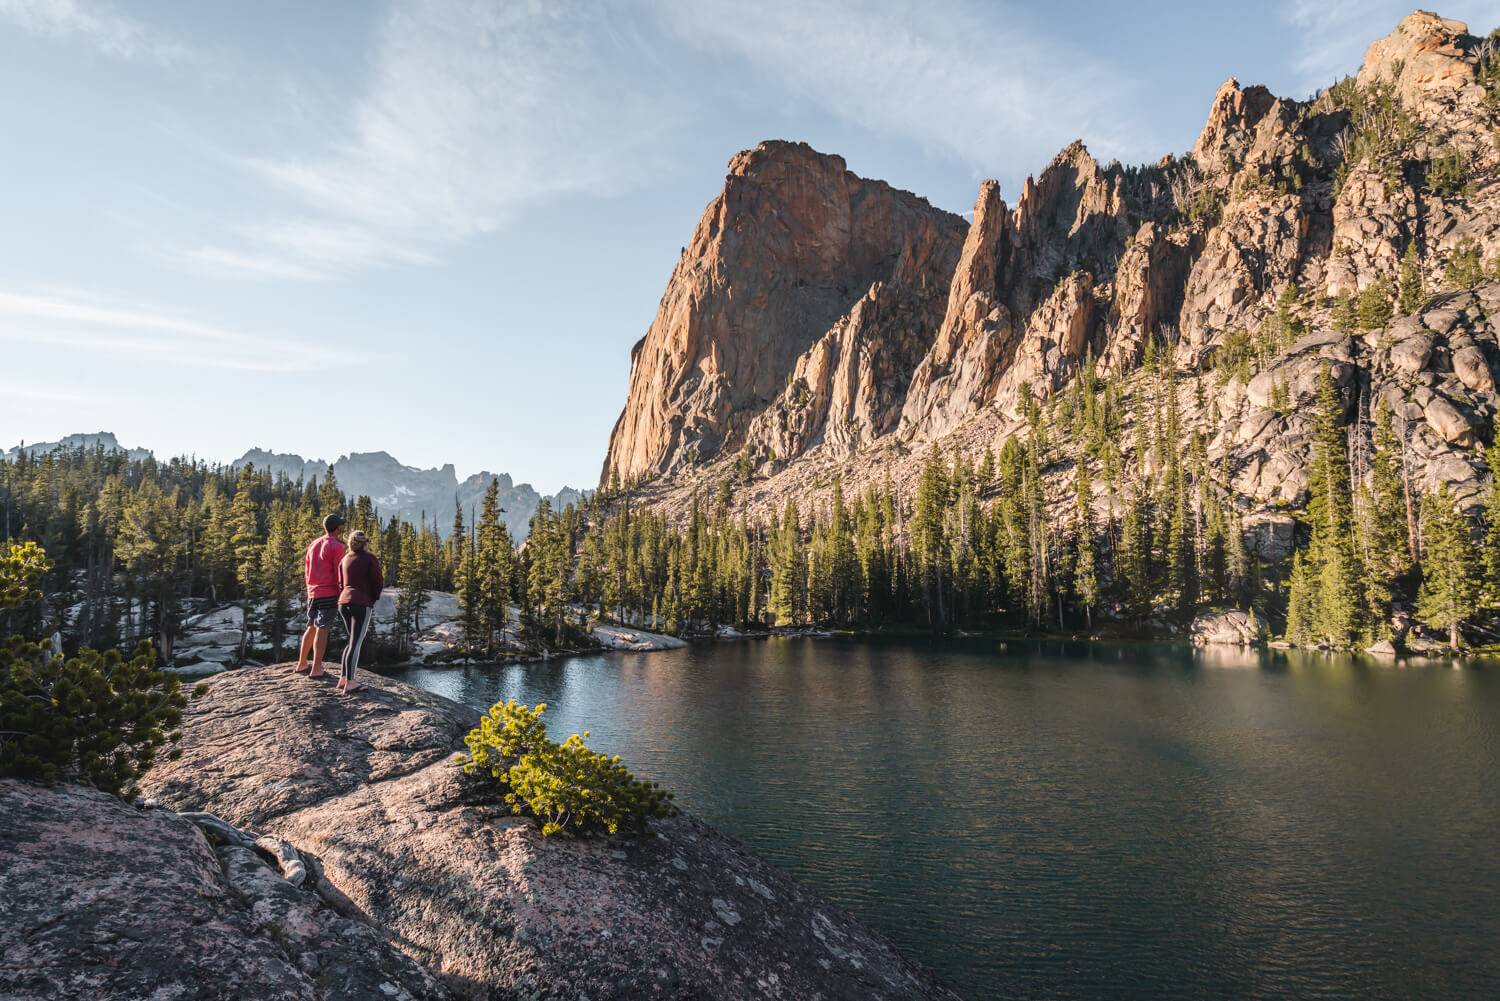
[[1357, 10, 1476, 104], [137, 668, 960, 1001], [898, 181, 1017, 438], [1190, 609, 1269, 647], [598, 12, 1500, 567], [744, 275, 952, 462], [0, 779, 451, 1001], [898, 143, 1129, 438], [601, 141, 966, 484]]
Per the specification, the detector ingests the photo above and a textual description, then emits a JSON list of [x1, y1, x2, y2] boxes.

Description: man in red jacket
[[294, 513, 347, 677]]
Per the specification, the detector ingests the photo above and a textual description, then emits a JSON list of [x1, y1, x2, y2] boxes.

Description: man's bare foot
[[340, 683, 363, 694]]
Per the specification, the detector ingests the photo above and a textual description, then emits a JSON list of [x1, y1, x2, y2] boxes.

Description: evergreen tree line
[[1283, 368, 1500, 650], [0, 447, 572, 662], [8, 346, 1500, 658], [578, 354, 1260, 637]]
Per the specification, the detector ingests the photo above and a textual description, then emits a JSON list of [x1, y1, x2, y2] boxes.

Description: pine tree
[[1418, 488, 1479, 651], [469, 478, 514, 654], [1284, 549, 1318, 644], [1357, 276, 1395, 330], [395, 521, 429, 655], [259, 505, 301, 659], [1331, 291, 1358, 333], [525, 500, 572, 644], [1361, 400, 1411, 636], [1398, 242, 1424, 313], [1117, 484, 1150, 625], [911, 453, 950, 629], [1165, 467, 1197, 619], [115, 479, 184, 660], [768, 500, 804, 626], [1072, 453, 1098, 628], [317, 469, 344, 522], [1304, 367, 1359, 645], [1484, 443, 1500, 606]]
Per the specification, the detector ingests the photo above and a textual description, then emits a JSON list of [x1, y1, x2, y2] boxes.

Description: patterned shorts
[[307, 596, 339, 629]]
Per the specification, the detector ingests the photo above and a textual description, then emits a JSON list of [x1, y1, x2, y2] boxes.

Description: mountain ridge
[[599, 10, 1500, 550], [4, 434, 584, 539]]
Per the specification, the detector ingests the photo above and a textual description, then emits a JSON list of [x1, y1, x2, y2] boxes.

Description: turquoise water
[[381, 637, 1500, 1000]]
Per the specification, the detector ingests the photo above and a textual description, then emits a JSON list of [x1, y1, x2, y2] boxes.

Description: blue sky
[[4, 1, 1498, 491]]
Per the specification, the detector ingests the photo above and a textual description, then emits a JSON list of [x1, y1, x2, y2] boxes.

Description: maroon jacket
[[337, 550, 384, 607]]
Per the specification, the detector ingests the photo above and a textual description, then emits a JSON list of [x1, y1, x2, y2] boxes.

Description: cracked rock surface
[[133, 667, 959, 1001], [0, 778, 451, 1001]]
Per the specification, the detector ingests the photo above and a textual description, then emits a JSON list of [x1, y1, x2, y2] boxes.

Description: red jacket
[[338, 550, 384, 607], [304, 535, 347, 599]]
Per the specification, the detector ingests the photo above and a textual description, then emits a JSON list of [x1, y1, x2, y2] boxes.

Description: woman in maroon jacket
[[336, 530, 384, 694]]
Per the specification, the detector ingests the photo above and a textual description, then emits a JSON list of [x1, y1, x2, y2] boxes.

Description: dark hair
[[323, 513, 346, 534]]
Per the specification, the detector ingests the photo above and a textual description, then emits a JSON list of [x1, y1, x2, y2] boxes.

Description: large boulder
[[0, 779, 451, 1001], [1452, 345, 1496, 394], [1389, 332, 1435, 376], [138, 668, 958, 1001], [1424, 395, 1476, 445], [1191, 609, 1268, 647]]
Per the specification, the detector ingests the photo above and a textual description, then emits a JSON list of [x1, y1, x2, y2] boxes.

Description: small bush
[[1212, 329, 1255, 383], [1445, 239, 1487, 289], [0, 542, 184, 796], [1184, 186, 1222, 228], [1426, 149, 1472, 198], [1357, 276, 1395, 330], [1331, 292, 1358, 333], [459, 700, 676, 837]]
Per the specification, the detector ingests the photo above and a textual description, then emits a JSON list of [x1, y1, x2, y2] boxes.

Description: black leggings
[[339, 604, 373, 683]]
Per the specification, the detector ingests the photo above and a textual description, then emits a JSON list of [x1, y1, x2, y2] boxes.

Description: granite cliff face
[[602, 140, 967, 483], [601, 12, 1500, 540]]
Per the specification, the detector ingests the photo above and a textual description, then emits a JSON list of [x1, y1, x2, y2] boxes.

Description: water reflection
[[381, 638, 1500, 1001]]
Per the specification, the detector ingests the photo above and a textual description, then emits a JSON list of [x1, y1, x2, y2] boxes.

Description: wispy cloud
[[0, 0, 183, 63], [0, 381, 94, 405], [194, 0, 685, 280], [657, 0, 1156, 179], [0, 288, 349, 372], [1281, 1, 1500, 93]]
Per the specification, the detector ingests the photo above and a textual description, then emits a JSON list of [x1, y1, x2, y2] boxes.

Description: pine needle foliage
[[459, 700, 675, 837], [0, 541, 184, 796]]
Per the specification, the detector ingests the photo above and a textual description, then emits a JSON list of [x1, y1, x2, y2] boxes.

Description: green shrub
[[1445, 239, 1487, 289], [1331, 292, 1358, 333], [1357, 276, 1394, 330], [1398, 242, 1424, 313], [1184, 186, 1222, 228], [1426, 149, 1472, 198], [1212, 329, 1254, 383], [0, 542, 184, 796], [459, 700, 676, 837]]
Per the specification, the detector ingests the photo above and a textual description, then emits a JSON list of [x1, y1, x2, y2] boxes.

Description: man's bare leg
[[294, 626, 317, 673], [307, 626, 331, 677]]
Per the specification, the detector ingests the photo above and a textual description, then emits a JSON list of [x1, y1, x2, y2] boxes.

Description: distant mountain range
[[3, 432, 584, 539]]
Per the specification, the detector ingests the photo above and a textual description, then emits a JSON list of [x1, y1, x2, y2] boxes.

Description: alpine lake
[[379, 636, 1500, 1000]]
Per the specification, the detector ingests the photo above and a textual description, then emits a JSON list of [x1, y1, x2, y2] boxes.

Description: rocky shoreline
[[1, 667, 962, 1001]]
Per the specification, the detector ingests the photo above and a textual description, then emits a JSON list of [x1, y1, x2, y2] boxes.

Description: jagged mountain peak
[[600, 9, 1500, 549], [601, 137, 968, 485], [3, 431, 152, 463], [1358, 10, 1477, 100]]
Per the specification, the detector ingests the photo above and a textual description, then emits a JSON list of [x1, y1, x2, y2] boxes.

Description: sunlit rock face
[[599, 12, 1500, 548]]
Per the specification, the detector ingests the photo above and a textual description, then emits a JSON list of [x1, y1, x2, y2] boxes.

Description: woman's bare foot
[[307, 669, 327, 678], [292, 664, 310, 674]]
